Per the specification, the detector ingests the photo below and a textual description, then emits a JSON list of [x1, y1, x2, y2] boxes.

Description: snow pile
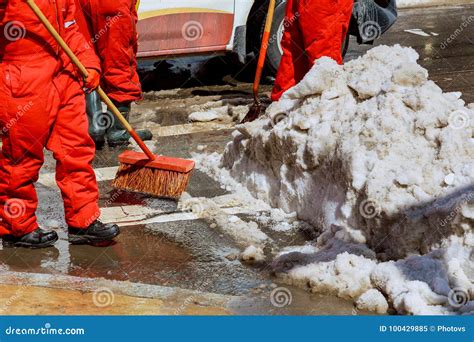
[[198, 45, 474, 314], [224, 44, 473, 258]]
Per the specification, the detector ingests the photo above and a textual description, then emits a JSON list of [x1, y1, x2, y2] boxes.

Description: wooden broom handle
[[26, 0, 156, 161], [253, 0, 276, 101]]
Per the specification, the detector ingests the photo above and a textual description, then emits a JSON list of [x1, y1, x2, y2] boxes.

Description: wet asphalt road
[[0, 4, 473, 314]]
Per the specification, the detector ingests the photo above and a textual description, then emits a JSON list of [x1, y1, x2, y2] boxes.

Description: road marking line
[[100, 205, 166, 224], [38, 167, 270, 226], [111, 208, 268, 226], [101, 201, 267, 226], [404, 28, 432, 37], [95, 166, 119, 181], [113, 212, 198, 226], [150, 122, 234, 137], [39, 166, 118, 187]]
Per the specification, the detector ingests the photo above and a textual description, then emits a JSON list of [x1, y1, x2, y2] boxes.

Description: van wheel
[[263, 0, 287, 74]]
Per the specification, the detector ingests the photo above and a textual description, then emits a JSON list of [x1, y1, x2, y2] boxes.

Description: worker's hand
[[83, 69, 100, 93]]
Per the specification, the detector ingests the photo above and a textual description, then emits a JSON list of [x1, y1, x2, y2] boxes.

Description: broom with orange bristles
[[27, 0, 195, 199]]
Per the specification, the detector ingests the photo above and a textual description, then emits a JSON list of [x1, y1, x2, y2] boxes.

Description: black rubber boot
[[68, 220, 120, 245], [2, 228, 58, 249], [90, 133, 106, 150], [106, 102, 153, 147], [86, 91, 107, 150]]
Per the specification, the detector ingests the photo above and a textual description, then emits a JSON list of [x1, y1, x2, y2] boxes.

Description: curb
[[0, 271, 238, 312]]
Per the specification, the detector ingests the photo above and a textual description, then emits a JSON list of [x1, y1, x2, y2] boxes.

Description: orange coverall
[[75, 0, 142, 104], [0, 0, 101, 236]]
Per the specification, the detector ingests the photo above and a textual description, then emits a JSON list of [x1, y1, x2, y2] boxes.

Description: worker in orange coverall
[[271, 0, 354, 101], [0, 0, 120, 248], [75, 0, 152, 148]]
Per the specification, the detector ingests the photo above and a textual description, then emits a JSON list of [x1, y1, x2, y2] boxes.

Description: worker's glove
[[83, 69, 101, 93]]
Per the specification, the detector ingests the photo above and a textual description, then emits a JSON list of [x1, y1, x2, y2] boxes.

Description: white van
[[136, 0, 397, 72], [136, 0, 288, 72]]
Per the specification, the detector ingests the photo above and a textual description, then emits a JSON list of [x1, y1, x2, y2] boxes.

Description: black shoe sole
[[68, 227, 120, 245], [2, 235, 58, 249]]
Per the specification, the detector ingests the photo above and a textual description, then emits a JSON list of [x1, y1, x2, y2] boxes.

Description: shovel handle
[[253, 0, 276, 99], [26, 0, 155, 161]]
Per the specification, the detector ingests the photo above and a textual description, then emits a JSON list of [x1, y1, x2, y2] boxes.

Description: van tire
[[264, 0, 287, 73], [247, 0, 286, 75]]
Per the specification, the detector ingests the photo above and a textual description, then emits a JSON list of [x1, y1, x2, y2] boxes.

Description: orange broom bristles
[[112, 150, 195, 199]]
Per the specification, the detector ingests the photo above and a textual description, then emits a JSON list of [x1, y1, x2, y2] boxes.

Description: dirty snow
[[356, 289, 389, 314], [255, 209, 298, 232], [188, 100, 251, 122], [178, 191, 271, 248], [189, 109, 223, 122], [240, 245, 266, 263], [195, 45, 473, 315]]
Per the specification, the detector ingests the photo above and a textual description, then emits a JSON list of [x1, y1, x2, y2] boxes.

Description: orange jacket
[[0, 0, 99, 73], [74, 0, 141, 103]]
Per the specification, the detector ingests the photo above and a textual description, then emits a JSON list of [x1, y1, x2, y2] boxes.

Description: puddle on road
[[68, 227, 193, 284], [0, 221, 267, 296], [0, 226, 193, 286], [28, 156, 266, 296]]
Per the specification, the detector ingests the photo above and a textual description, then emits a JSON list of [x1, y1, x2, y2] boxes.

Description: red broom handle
[[253, 0, 276, 100], [26, 0, 155, 161]]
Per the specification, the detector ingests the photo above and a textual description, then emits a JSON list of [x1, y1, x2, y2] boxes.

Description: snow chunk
[[240, 245, 265, 263], [356, 289, 389, 314], [189, 109, 222, 122]]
